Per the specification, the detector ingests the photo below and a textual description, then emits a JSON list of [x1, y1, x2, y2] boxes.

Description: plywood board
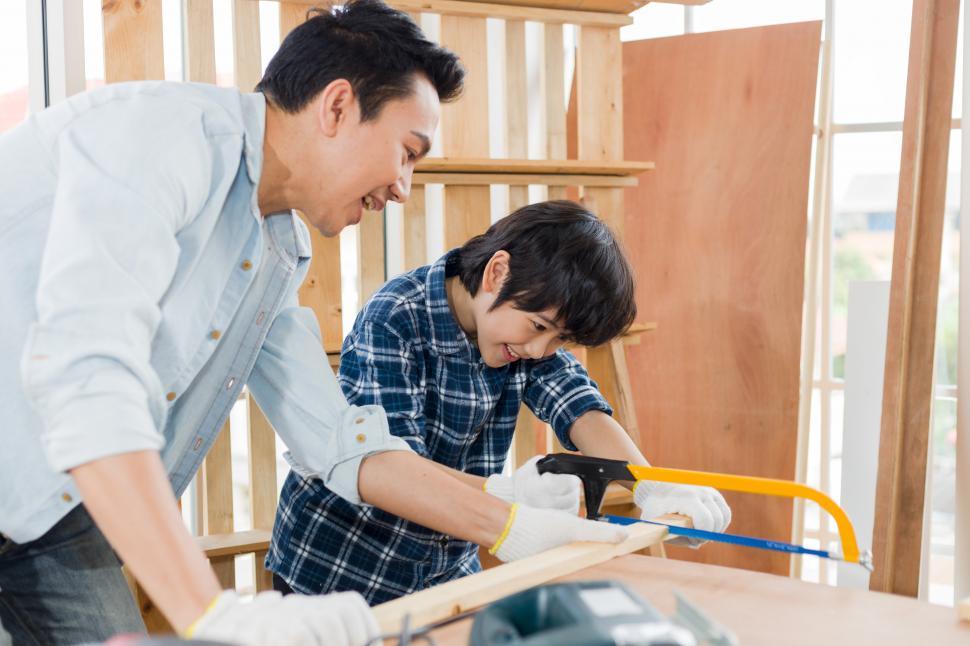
[[620, 22, 822, 574]]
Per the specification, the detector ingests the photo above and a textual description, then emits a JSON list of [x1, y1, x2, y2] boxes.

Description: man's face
[[303, 75, 439, 236]]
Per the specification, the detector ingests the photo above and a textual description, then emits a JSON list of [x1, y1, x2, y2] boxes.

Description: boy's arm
[[569, 409, 650, 481]]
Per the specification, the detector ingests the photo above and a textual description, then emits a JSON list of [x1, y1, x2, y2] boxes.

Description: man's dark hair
[[256, 0, 464, 120], [456, 201, 637, 347]]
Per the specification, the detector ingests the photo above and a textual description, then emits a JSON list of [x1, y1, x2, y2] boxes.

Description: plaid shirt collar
[[423, 250, 486, 365]]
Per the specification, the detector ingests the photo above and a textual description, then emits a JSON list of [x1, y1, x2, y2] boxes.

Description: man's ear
[[316, 79, 357, 137], [481, 251, 511, 295]]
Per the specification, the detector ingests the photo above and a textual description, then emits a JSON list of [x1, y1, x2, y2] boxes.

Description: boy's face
[[470, 251, 569, 368], [299, 75, 438, 236]]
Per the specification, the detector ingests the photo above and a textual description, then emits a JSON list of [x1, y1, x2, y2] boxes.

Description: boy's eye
[[532, 321, 546, 332], [406, 148, 418, 161]]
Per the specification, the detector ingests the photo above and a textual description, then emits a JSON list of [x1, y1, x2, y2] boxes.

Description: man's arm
[[70, 451, 221, 632]]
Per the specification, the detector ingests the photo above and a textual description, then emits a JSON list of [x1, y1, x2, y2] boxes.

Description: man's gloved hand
[[186, 589, 379, 646], [634, 480, 732, 548], [484, 456, 581, 515], [490, 504, 628, 562]]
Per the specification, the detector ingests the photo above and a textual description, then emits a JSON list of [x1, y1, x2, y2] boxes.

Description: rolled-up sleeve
[[20, 98, 212, 473], [247, 303, 415, 505], [523, 349, 613, 451]]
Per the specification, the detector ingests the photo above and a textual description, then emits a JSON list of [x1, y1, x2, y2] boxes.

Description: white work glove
[[484, 456, 581, 515], [634, 480, 732, 548], [490, 504, 628, 562], [186, 589, 379, 646]]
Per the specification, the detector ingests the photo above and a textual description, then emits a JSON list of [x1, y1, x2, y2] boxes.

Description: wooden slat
[[577, 26, 623, 164], [372, 519, 681, 633], [441, 16, 491, 247], [586, 340, 642, 447], [258, 0, 632, 27], [197, 529, 273, 559], [246, 396, 277, 592], [185, 0, 216, 83], [204, 422, 236, 589], [506, 20, 529, 212], [545, 23, 568, 201], [358, 208, 386, 304], [279, 2, 307, 36], [417, 157, 652, 175], [404, 185, 428, 270], [419, 0, 647, 16], [414, 172, 636, 187], [102, 0, 164, 83], [232, 0, 262, 91], [870, 0, 960, 597]]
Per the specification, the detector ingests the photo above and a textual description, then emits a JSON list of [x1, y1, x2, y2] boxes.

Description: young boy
[[268, 200, 732, 603]]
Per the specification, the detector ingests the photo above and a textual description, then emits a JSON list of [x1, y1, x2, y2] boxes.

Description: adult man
[[0, 2, 624, 644]]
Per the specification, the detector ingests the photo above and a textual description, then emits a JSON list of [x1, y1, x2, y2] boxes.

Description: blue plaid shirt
[[267, 250, 612, 603]]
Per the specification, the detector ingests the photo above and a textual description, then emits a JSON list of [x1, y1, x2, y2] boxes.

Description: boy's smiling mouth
[[502, 344, 520, 363]]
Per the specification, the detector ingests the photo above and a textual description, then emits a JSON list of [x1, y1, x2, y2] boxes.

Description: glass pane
[[830, 132, 903, 379], [691, 0, 824, 33], [83, 0, 105, 89], [833, 1, 912, 123], [622, 4, 684, 41], [0, 0, 30, 133], [935, 131, 962, 389]]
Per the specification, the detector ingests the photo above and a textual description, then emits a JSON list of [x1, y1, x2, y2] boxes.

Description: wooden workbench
[[426, 554, 970, 645]]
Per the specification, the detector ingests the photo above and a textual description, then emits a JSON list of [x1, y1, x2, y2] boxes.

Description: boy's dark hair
[[256, 0, 464, 120], [456, 201, 637, 347]]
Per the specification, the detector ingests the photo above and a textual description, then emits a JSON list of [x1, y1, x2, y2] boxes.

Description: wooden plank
[[102, 0, 164, 83], [870, 0, 960, 597], [512, 406, 545, 469], [577, 26, 622, 163], [185, 0, 216, 84], [441, 16, 491, 246], [259, 0, 632, 27], [417, 157, 652, 175], [204, 422, 236, 589], [506, 20, 529, 212], [586, 340, 642, 447], [545, 22, 567, 202], [197, 529, 273, 559], [404, 185, 428, 270], [424, 0, 648, 16], [246, 396, 277, 592], [372, 520, 678, 633], [358, 208, 386, 304], [232, 0, 262, 91], [414, 173, 636, 187], [621, 23, 821, 575], [279, 2, 308, 36], [429, 554, 970, 645]]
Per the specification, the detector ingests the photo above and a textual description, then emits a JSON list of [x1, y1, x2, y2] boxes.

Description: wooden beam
[[870, 0, 960, 597], [185, 0, 216, 84], [506, 19, 529, 212], [197, 529, 272, 559], [232, 0, 262, 91], [102, 0, 164, 83], [372, 520, 681, 633], [545, 22, 568, 201], [253, 0, 633, 26], [417, 158, 652, 176], [403, 185, 428, 271], [247, 396, 277, 592], [204, 422, 236, 589], [413, 173, 637, 187], [357, 208, 386, 304]]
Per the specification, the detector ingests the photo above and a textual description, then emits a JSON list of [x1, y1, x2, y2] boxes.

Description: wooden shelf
[[197, 529, 271, 559], [416, 157, 654, 176]]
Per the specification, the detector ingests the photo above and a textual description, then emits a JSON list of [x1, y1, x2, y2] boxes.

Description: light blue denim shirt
[[0, 81, 411, 543]]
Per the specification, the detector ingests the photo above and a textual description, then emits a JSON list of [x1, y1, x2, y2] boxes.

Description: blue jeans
[[0, 505, 145, 645]]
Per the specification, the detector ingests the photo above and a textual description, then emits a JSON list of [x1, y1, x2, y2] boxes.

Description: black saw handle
[[535, 453, 633, 520]]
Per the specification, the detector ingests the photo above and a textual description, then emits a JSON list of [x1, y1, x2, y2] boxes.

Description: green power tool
[[468, 581, 736, 646]]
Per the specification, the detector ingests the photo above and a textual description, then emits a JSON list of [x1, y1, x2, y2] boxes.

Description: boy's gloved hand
[[484, 456, 581, 515], [634, 480, 732, 548], [186, 589, 379, 646], [490, 503, 628, 562]]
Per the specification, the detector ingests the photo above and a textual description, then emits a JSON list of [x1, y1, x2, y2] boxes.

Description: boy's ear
[[481, 250, 511, 295], [316, 78, 357, 137]]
